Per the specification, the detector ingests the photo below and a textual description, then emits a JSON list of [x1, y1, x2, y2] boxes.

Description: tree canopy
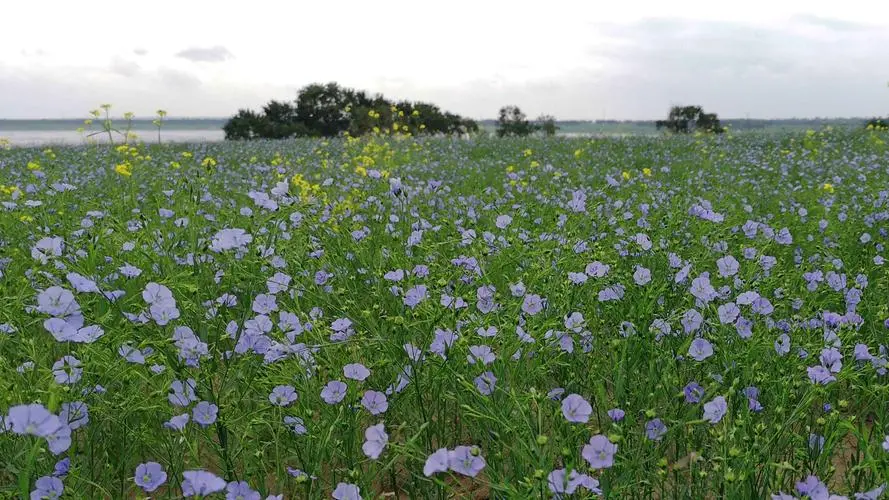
[[224, 82, 478, 140], [496, 106, 537, 137], [656, 106, 725, 134]]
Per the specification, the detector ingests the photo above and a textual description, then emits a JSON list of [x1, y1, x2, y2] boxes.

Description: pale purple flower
[[567, 272, 588, 285], [429, 329, 457, 359], [608, 408, 625, 421], [718, 302, 740, 324], [210, 228, 253, 252], [751, 297, 774, 315], [37, 286, 80, 317], [403, 342, 421, 361], [135, 462, 167, 492], [164, 413, 189, 431], [46, 424, 72, 455], [182, 470, 227, 497], [52, 356, 82, 385], [598, 284, 625, 302], [476, 326, 497, 338], [820, 348, 843, 373], [362, 423, 388, 459], [775, 227, 793, 245], [332, 482, 362, 500], [30, 476, 64, 500], [283, 416, 307, 435], [645, 418, 668, 441], [7, 404, 60, 437], [716, 255, 740, 277], [361, 390, 388, 415], [688, 338, 714, 361], [192, 401, 218, 427], [775, 334, 791, 356], [403, 285, 428, 308], [344, 363, 371, 381], [448, 446, 486, 477], [266, 272, 292, 294], [226, 481, 260, 500], [474, 371, 497, 396], [633, 266, 652, 285], [681, 309, 703, 333], [690, 275, 718, 303], [383, 269, 405, 281], [321, 380, 347, 404], [582, 434, 618, 469], [561, 394, 592, 423], [269, 385, 298, 406], [795, 475, 828, 499], [547, 468, 601, 495], [424, 448, 450, 476], [856, 484, 887, 500], [522, 294, 544, 315], [252, 294, 278, 315], [736, 290, 760, 305], [467, 345, 496, 365], [142, 282, 174, 306], [703, 396, 728, 424], [59, 401, 88, 430], [684, 382, 705, 404], [807, 365, 836, 385], [584, 261, 611, 278], [735, 316, 753, 339]]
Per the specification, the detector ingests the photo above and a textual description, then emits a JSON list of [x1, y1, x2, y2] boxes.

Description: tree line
[[223, 82, 479, 140], [225, 82, 887, 140]]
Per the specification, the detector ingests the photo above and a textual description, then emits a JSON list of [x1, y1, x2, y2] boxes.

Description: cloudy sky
[[1, 0, 887, 120]]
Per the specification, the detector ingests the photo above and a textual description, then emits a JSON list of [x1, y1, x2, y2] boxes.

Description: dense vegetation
[[222, 82, 478, 140], [656, 106, 725, 134], [1, 128, 889, 499]]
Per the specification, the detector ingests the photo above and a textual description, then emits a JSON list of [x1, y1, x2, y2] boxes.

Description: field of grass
[[1, 130, 889, 499]]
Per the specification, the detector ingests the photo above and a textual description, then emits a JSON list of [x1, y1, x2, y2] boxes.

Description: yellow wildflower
[[622, 171, 631, 180], [642, 168, 652, 177], [822, 183, 834, 193], [115, 163, 132, 176]]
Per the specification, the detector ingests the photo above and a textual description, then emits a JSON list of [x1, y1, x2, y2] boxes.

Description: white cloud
[[175, 46, 234, 63]]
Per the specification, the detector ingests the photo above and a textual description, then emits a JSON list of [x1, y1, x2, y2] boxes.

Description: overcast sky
[[1, 0, 887, 120]]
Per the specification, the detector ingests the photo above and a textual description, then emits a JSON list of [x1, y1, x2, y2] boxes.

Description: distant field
[[0, 117, 871, 146]]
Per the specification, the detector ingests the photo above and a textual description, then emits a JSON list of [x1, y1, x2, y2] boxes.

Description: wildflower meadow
[[2, 128, 889, 499]]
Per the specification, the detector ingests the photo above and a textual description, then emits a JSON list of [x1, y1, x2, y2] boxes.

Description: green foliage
[[865, 118, 889, 131], [496, 106, 536, 137], [656, 105, 725, 134], [536, 115, 559, 137], [223, 82, 477, 140]]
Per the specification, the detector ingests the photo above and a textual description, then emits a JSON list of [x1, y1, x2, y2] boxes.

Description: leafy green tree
[[223, 82, 477, 140], [496, 106, 536, 137], [536, 115, 558, 136], [656, 105, 725, 134], [222, 109, 264, 140]]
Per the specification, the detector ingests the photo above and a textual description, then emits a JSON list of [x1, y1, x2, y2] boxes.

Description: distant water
[[0, 129, 224, 147]]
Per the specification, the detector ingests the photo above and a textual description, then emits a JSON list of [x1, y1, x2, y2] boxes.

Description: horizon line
[[0, 116, 879, 122]]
